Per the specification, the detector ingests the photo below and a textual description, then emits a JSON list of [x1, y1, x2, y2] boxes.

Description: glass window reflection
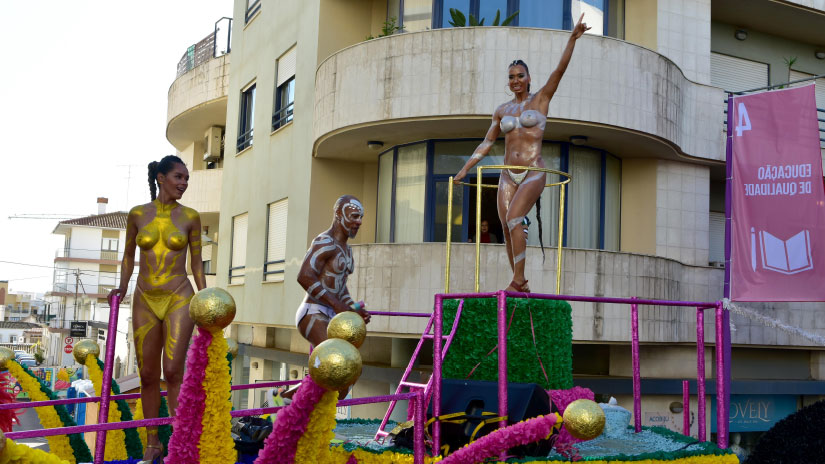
[[516, 0, 564, 29]]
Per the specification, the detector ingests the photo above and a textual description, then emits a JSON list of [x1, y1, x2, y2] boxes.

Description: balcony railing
[[176, 17, 232, 78], [55, 248, 122, 261], [52, 273, 134, 297], [0, 343, 36, 354]]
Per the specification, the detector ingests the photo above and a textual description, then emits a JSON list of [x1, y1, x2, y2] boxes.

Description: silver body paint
[[339, 199, 365, 237], [304, 233, 354, 305]]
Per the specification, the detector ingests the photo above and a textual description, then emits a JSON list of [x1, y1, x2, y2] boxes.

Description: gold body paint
[[132, 200, 197, 366]]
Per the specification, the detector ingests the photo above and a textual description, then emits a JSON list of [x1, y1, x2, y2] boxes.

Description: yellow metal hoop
[[444, 165, 572, 294]]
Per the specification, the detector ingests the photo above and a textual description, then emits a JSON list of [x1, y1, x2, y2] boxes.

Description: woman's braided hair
[[147, 155, 184, 201]]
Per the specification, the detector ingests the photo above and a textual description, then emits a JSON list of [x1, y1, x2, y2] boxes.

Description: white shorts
[[295, 302, 336, 328]]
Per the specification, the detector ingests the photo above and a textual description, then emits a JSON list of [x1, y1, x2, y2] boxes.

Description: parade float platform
[[327, 419, 737, 463]]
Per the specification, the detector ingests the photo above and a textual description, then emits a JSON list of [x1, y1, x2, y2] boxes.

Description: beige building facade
[[167, 0, 825, 449]]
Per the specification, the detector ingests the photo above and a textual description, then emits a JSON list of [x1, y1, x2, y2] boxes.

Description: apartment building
[[0, 282, 46, 322], [45, 198, 135, 373], [167, 0, 825, 456]]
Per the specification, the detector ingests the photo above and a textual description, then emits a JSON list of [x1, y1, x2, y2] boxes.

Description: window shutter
[[709, 211, 725, 265], [231, 213, 248, 283], [265, 199, 288, 282], [277, 46, 297, 87], [710, 53, 769, 93]]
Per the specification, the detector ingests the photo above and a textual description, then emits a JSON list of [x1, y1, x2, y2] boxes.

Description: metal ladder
[[374, 300, 465, 441]]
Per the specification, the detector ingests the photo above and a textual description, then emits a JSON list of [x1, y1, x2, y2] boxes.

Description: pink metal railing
[[5, 292, 730, 460], [429, 290, 728, 452]]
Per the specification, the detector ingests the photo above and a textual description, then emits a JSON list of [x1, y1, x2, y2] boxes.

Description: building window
[[230, 213, 249, 284], [273, 47, 296, 130], [245, 0, 261, 23], [273, 78, 294, 130], [376, 139, 621, 250], [428, 0, 608, 35], [237, 83, 256, 151], [264, 199, 288, 282], [101, 238, 119, 260], [710, 53, 769, 93]]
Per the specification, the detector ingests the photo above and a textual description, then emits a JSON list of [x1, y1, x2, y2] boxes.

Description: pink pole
[[696, 308, 706, 442], [715, 302, 729, 448], [94, 294, 120, 463], [413, 390, 425, 464], [631, 299, 641, 433], [433, 294, 443, 453], [682, 380, 690, 437], [497, 291, 508, 431], [496, 290, 508, 461]]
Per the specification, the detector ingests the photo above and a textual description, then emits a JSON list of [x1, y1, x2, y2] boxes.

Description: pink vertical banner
[[730, 85, 825, 301]]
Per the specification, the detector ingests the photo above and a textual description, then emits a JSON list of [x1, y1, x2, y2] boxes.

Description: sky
[[0, 1, 232, 293]]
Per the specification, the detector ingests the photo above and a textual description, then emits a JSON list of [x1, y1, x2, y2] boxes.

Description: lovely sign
[[729, 85, 825, 301]]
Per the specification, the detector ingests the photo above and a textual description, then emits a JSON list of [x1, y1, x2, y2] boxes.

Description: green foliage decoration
[[366, 16, 404, 40], [448, 8, 518, 27], [442, 298, 573, 390], [158, 396, 172, 454]]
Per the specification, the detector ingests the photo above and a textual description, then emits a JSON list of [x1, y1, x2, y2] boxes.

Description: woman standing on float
[[454, 14, 590, 292], [109, 155, 206, 462]]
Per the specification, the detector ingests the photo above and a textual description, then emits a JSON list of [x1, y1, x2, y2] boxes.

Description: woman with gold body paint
[[109, 155, 206, 462], [454, 14, 590, 292]]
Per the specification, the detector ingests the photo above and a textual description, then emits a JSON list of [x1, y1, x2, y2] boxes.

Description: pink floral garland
[[165, 327, 213, 464], [254, 376, 326, 464], [441, 413, 561, 464]]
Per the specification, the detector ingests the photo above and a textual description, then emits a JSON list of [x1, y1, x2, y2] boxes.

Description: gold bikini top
[[136, 201, 188, 251]]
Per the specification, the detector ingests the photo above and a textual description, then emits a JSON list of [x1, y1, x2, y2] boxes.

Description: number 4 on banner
[[736, 102, 752, 136]]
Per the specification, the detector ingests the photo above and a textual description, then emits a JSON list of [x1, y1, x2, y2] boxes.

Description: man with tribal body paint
[[295, 195, 371, 397]]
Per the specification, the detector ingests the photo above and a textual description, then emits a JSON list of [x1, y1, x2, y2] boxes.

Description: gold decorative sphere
[[0, 430, 5, 454], [189, 288, 236, 332], [226, 338, 239, 359], [563, 399, 606, 440], [72, 340, 101, 364], [0, 348, 14, 369], [308, 338, 362, 391], [327, 311, 367, 348]]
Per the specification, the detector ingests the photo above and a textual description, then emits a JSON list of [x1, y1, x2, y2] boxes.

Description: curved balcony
[[314, 28, 725, 163], [167, 53, 230, 151], [346, 243, 824, 348], [184, 168, 222, 214]]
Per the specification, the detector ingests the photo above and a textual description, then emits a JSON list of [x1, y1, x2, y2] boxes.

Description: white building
[[45, 198, 135, 375]]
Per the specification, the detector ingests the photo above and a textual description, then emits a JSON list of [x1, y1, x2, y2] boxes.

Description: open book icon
[[753, 229, 814, 275]]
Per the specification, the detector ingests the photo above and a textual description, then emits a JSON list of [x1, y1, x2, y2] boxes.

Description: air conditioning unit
[[203, 126, 224, 162]]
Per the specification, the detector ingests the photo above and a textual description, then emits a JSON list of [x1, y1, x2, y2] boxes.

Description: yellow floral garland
[[294, 390, 339, 464], [327, 448, 738, 464], [133, 399, 147, 454], [84, 356, 127, 461], [0, 438, 71, 464], [5, 363, 75, 464], [197, 332, 235, 463]]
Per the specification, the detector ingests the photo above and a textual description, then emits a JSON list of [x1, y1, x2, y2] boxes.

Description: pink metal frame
[[373, 302, 465, 441], [6, 292, 730, 461], [426, 290, 729, 453]]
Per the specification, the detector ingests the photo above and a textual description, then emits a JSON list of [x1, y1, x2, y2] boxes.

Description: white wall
[[68, 227, 103, 259]]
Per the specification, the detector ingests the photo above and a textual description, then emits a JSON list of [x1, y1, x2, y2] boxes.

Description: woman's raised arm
[[535, 13, 590, 111]]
